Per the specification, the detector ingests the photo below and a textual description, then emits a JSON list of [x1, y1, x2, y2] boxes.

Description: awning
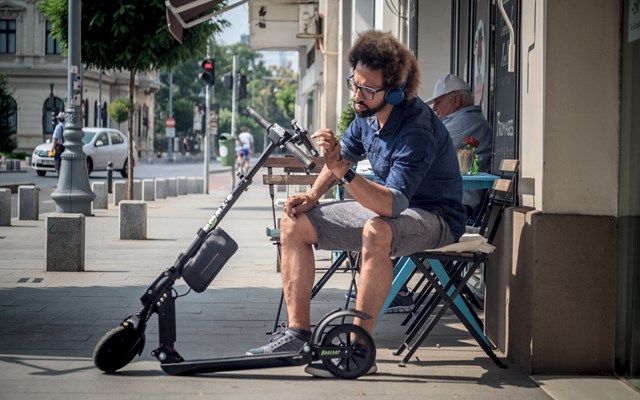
[[165, 0, 246, 43]]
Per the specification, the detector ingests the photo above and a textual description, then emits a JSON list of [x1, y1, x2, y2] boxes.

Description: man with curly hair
[[246, 30, 466, 377]]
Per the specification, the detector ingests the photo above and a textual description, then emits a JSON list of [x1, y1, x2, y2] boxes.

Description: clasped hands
[[283, 129, 345, 219]]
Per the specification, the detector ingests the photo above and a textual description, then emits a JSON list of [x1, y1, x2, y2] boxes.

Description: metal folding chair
[[390, 159, 519, 367]]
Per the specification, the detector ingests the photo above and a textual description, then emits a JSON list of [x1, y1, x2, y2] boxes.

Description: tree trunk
[[127, 66, 137, 200]]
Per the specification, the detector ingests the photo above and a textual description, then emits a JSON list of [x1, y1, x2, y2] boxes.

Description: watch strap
[[340, 169, 356, 185]]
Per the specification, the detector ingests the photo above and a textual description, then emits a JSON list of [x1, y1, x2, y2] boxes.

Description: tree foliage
[[336, 98, 355, 141], [108, 98, 129, 124], [0, 74, 17, 153], [38, 0, 228, 73]]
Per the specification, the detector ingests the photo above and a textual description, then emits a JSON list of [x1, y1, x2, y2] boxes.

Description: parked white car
[[31, 127, 138, 177]]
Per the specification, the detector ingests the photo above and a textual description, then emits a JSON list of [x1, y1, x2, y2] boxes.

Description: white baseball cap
[[56, 112, 65, 120], [425, 74, 471, 105]]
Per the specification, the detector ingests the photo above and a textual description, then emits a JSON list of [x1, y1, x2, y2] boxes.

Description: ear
[[453, 94, 463, 107]]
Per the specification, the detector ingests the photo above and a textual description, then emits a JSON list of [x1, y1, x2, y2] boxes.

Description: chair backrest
[[262, 156, 324, 186], [477, 159, 519, 244]]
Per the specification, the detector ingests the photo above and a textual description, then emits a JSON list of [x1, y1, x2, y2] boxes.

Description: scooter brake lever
[[291, 120, 319, 157]]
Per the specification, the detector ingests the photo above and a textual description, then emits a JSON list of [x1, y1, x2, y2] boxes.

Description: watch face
[[342, 169, 356, 184]]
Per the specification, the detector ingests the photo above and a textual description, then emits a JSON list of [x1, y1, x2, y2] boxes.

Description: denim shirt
[[340, 97, 466, 240]]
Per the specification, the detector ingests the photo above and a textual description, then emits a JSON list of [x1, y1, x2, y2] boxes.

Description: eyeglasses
[[346, 75, 386, 100]]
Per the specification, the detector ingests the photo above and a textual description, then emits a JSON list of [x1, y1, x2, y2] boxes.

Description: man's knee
[[362, 217, 392, 253], [280, 214, 316, 245]]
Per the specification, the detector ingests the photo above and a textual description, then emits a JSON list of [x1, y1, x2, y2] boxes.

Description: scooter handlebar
[[246, 106, 271, 130], [285, 141, 315, 170], [246, 106, 316, 170]]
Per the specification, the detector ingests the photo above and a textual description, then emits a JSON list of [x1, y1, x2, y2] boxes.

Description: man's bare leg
[[279, 213, 319, 331], [355, 217, 393, 334]]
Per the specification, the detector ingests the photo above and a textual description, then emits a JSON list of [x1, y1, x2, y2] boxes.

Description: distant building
[[0, 1, 158, 155]]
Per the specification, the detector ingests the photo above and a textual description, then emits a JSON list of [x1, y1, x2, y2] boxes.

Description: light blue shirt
[[53, 122, 64, 144], [442, 105, 493, 215]]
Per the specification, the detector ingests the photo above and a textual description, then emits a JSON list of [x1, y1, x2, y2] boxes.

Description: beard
[[354, 100, 387, 118]]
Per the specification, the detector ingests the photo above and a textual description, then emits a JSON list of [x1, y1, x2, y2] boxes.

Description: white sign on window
[[630, 0, 640, 42]]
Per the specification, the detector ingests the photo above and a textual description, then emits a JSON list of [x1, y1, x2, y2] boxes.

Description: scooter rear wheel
[[93, 324, 145, 373], [320, 324, 376, 379]]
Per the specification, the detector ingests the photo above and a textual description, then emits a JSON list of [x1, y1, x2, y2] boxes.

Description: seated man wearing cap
[[426, 73, 493, 219]]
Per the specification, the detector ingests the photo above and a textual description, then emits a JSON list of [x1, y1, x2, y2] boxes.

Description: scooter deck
[[161, 351, 312, 376]]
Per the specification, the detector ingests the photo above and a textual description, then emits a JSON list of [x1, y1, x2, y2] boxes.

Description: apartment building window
[[45, 21, 62, 55], [0, 19, 16, 54]]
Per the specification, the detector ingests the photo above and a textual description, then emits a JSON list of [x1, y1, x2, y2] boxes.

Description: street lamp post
[[50, 0, 95, 215]]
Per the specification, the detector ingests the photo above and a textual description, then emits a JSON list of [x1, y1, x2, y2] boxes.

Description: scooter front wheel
[[93, 324, 145, 373], [320, 324, 376, 379]]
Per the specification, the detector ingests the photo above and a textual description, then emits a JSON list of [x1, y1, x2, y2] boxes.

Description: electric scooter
[[92, 107, 376, 379]]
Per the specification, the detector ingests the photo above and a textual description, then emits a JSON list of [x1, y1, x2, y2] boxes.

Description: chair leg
[[398, 256, 503, 368], [402, 260, 458, 332], [396, 260, 463, 355], [311, 251, 349, 298], [271, 250, 355, 332]]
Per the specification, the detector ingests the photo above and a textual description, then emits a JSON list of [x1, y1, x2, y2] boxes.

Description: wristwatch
[[340, 169, 356, 185]]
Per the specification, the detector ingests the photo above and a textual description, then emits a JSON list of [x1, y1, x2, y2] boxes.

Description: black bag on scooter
[[181, 228, 238, 293]]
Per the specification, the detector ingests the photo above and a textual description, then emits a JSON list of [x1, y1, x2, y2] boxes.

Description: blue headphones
[[384, 82, 406, 105]]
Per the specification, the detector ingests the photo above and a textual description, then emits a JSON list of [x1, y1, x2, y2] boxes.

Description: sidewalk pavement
[[1, 174, 638, 400]]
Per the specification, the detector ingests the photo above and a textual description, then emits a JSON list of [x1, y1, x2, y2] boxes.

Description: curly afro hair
[[347, 30, 421, 99]]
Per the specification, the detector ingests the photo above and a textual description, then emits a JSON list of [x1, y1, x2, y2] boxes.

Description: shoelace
[[269, 323, 288, 343]]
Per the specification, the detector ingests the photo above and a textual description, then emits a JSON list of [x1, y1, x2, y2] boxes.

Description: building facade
[[0, 0, 158, 156], [249, 0, 640, 387]]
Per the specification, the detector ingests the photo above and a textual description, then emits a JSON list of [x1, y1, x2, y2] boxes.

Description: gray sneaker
[[246, 326, 308, 355], [385, 292, 415, 313]]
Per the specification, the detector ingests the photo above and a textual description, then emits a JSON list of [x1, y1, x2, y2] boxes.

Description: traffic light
[[222, 73, 233, 90], [199, 58, 215, 86], [238, 74, 248, 99]]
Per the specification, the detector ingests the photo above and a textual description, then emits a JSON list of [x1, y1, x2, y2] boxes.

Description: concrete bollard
[[45, 213, 85, 271], [0, 188, 11, 226], [195, 177, 204, 193], [177, 177, 187, 195], [113, 181, 126, 206], [119, 201, 146, 240], [165, 177, 177, 197], [142, 179, 155, 201], [187, 177, 199, 194], [18, 185, 39, 220], [155, 178, 166, 199], [133, 179, 142, 200], [92, 181, 108, 209]]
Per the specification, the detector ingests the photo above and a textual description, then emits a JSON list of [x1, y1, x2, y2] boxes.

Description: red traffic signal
[[199, 58, 215, 86]]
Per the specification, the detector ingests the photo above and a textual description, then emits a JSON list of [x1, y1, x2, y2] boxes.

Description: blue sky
[[216, 2, 249, 45]]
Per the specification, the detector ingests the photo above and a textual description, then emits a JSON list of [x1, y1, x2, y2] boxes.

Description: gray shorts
[[305, 201, 455, 257]]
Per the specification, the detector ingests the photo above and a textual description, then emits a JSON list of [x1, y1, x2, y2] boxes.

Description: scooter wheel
[[320, 324, 376, 379], [93, 324, 145, 373]]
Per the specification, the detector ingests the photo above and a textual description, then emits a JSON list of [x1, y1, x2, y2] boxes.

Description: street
[[0, 158, 234, 217]]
